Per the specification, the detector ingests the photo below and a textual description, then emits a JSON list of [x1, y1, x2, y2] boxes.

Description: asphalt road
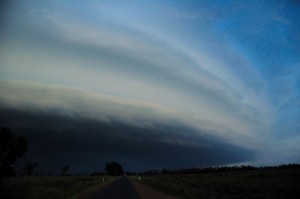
[[87, 176, 140, 199]]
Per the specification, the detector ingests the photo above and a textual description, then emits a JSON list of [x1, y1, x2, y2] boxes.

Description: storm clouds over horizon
[[1, 0, 300, 173]]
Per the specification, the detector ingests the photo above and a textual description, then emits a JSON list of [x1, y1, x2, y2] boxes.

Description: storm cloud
[[0, 108, 253, 173], [0, 0, 299, 172]]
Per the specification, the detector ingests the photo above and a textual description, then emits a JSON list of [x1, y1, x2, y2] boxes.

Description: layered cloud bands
[[1, 2, 270, 147], [1, 0, 299, 170]]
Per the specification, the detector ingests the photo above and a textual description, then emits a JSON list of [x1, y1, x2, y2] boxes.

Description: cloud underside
[[0, 80, 255, 172], [0, 80, 264, 149], [0, 108, 253, 173]]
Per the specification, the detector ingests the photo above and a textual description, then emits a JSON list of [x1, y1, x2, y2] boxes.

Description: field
[[1, 169, 300, 199], [134, 169, 300, 199], [0, 176, 115, 199]]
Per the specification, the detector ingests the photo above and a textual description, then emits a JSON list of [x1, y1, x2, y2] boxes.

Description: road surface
[[87, 176, 140, 199]]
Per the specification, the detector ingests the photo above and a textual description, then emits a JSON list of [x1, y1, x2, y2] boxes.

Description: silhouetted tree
[[61, 164, 70, 176], [105, 161, 124, 176], [0, 127, 27, 179], [23, 162, 39, 176]]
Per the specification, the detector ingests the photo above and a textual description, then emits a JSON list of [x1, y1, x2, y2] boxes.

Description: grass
[[0, 175, 115, 199], [133, 169, 300, 199]]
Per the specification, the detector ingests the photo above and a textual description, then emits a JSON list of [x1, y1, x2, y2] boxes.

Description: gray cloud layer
[[0, 108, 253, 173], [0, 80, 265, 149]]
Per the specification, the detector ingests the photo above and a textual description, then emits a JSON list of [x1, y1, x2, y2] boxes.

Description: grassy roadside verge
[[132, 169, 300, 199], [0, 176, 115, 199]]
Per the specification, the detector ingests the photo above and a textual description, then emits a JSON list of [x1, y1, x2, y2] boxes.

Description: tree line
[[137, 164, 300, 176]]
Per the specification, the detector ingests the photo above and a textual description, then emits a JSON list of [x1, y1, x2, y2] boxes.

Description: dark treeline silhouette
[[138, 164, 300, 176], [0, 127, 28, 179], [90, 171, 106, 176], [10, 162, 300, 177]]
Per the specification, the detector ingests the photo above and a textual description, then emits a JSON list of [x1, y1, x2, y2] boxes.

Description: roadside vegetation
[[0, 175, 115, 199], [134, 168, 300, 199]]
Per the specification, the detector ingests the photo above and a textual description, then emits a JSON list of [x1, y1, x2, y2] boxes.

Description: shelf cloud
[[1, 0, 299, 172]]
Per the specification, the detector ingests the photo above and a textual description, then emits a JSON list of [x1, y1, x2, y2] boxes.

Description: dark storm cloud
[[0, 108, 253, 173], [2, 0, 298, 168]]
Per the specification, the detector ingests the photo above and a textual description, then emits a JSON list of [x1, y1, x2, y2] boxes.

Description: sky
[[0, 0, 299, 174]]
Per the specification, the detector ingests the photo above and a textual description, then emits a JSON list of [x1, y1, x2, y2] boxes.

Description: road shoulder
[[77, 177, 117, 199], [130, 179, 179, 199]]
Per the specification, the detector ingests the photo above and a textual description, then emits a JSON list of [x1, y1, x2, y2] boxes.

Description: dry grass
[[0, 176, 115, 199], [133, 169, 300, 199]]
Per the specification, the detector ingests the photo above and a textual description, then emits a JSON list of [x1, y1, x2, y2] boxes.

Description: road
[[87, 176, 140, 199]]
